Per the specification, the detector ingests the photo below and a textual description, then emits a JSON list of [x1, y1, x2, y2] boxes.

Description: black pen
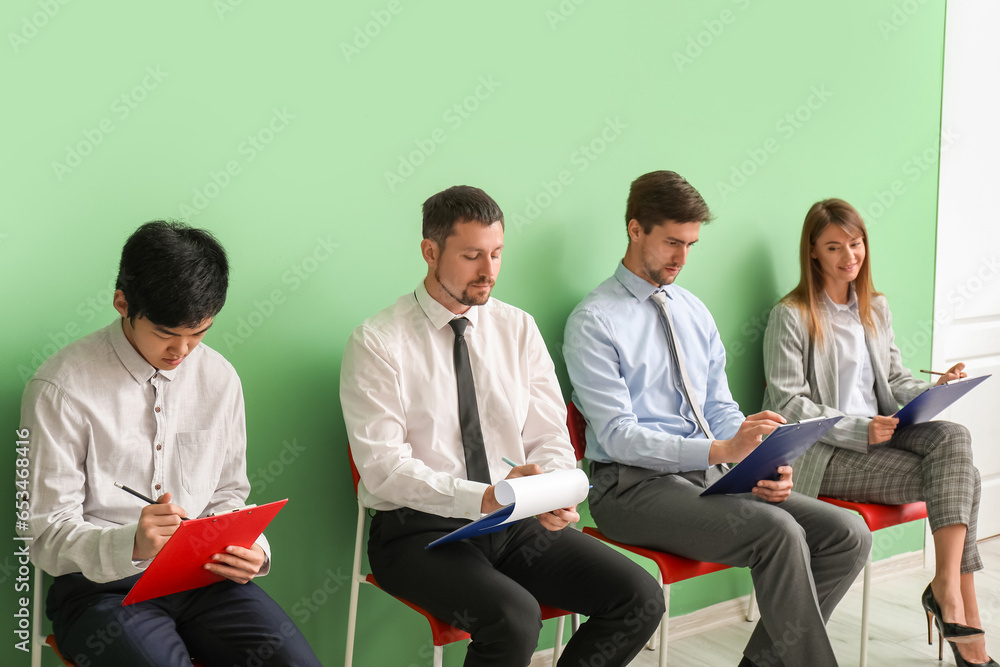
[[115, 482, 189, 520]]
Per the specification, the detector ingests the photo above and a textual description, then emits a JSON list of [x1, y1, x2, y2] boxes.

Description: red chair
[[344, 445, 574, 667], [817, 496, 928, 667], [566, 402, 757, 667]]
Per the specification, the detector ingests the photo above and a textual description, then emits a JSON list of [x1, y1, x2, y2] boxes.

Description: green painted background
[[0, 1, 945, 664]]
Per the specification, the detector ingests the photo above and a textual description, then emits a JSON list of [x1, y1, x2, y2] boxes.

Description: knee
[[478, 595, 542, 658], [842, 512, 873, 559], [929, 421, 973, 456]]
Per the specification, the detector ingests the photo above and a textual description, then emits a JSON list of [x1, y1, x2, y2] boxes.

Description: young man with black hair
[[340, 185, 663, 666], [20, 221, 320, 666]]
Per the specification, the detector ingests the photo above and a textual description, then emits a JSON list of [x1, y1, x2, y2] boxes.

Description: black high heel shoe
[[922, 584, 984, 653], [947, 640, 999, 667]]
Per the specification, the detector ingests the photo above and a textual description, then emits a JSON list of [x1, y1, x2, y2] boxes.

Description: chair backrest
[[566, 402, 588, 463], [348, 444, 361, 496]]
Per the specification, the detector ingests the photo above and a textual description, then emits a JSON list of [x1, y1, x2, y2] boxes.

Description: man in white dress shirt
[[20, 221, 319, 666], [340, 185, 662, 666]]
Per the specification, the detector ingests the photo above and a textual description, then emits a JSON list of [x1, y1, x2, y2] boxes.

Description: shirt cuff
[[112, 523, 146, 578], [678, 437, 713, 471], [255, 533, 272, 577], [454, 479, 491, 519]]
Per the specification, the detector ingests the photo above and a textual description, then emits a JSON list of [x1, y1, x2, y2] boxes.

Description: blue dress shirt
[[564, 262, 745, 472]]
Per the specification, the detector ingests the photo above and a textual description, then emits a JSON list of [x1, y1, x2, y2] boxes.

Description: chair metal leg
[[552, 616, 564, 665], [860, 552, 872, 667], [571, 613, 580, 633], [31, 565, 44, 667], [746, 585, 758, 622], [659, 582, 670, 667], [344, 502, 367, 667], [433, 645, 444, 667]]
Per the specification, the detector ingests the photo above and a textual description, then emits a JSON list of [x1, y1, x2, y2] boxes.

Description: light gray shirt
[[824, 288, 879, 418], [19, 320, 269, 583]]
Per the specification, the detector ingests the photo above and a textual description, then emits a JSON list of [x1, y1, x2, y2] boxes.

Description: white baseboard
[[529, 550, 925, 666]]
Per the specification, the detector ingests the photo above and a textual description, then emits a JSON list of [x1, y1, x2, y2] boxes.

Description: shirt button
[[155, 406, 161, 413], [156, 444, 162, 451], [154, 484, 161, 491]]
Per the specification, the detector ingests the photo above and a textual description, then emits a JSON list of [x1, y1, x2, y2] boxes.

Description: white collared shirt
[[19, 320, 268, 583], [340, 282, 575, 519], [825, 288, 879, 418]]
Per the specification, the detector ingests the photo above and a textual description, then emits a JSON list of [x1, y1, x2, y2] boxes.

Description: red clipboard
[[122, 499, 288, 605]]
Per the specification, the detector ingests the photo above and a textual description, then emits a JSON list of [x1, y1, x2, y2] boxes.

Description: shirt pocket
[[175, 428, 224, 494]]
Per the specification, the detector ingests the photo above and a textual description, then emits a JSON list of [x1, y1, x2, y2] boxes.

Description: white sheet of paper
[[492, 468, 589, 525]]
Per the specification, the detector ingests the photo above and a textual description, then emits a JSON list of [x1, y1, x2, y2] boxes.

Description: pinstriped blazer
[[761, 295, 931, 497]]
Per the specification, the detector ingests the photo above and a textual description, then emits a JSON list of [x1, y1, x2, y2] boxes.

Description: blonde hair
[[781, 198, 880, 346]]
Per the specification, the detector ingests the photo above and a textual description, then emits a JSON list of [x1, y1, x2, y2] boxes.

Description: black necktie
[[448, 318, 491, 484]]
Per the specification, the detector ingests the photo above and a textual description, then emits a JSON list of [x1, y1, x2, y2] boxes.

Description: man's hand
[[480, 463, 579, 531], [480, 463, 542, 514], [708, 411, 785, 465], [868, 415, 898, 445], [204, 543, 267, 584], [132, 492, 188, 560], [935, 362, 967, 386], [538, 506, 580, 532], [752, 466, 793, 503]]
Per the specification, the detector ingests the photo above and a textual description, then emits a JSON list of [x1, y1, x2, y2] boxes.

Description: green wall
[[0, 1, 945, 664]]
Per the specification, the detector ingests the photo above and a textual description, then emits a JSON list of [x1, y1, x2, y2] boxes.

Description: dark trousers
[[368, 508, 664, 667], [47, 573, 321, 667]]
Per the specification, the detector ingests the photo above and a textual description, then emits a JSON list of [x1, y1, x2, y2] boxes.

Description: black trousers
[[47, 573, 321, 667], [368, 508, 664, 667]]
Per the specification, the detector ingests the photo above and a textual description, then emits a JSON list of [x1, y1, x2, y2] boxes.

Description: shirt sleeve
[[340, 325, 488, 520], [21, 379, 144, 583], [762, 303, 871, 452], [563, 307, 712, 472]]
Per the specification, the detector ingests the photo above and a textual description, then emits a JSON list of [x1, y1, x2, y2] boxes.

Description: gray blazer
[[762, 295, 930, 497]]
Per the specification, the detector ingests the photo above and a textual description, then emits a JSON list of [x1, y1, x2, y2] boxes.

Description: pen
[[115, 482, 189, 520], [502, 457, 518, 467], [919, 370, 947, 376]]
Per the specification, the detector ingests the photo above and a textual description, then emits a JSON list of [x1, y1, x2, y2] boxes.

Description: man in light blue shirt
[[564, 170, 871, 667]]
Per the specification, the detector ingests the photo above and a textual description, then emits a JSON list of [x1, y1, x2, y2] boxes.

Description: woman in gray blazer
[[762, 198, 993, 667]]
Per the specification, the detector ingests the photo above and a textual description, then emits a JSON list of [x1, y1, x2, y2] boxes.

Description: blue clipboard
[[700, 416, 843, 496], [426, 505, 516, 548], [894, 375, 991, 427]]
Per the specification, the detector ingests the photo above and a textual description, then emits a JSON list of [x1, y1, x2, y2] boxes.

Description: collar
[[823, 284, 859, 313], [109, 318, 177, 385], [614, 261, 677, 303], [414, 281, 481, 331]]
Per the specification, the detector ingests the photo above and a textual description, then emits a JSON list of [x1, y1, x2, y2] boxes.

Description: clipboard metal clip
[[208, 504, 257, 517]]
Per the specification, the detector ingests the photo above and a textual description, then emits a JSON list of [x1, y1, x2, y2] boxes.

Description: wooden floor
[[538, 537, 1000, 667]]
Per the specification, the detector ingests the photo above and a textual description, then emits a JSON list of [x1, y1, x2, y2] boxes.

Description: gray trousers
[[589, 462, 871, 667], [819, 420, 983, 573]]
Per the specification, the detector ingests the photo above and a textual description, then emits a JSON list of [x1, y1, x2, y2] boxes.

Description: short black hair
[[625, 170, 713, 233], [422, 185, 504, 249], [116, 221, 229, 328]]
